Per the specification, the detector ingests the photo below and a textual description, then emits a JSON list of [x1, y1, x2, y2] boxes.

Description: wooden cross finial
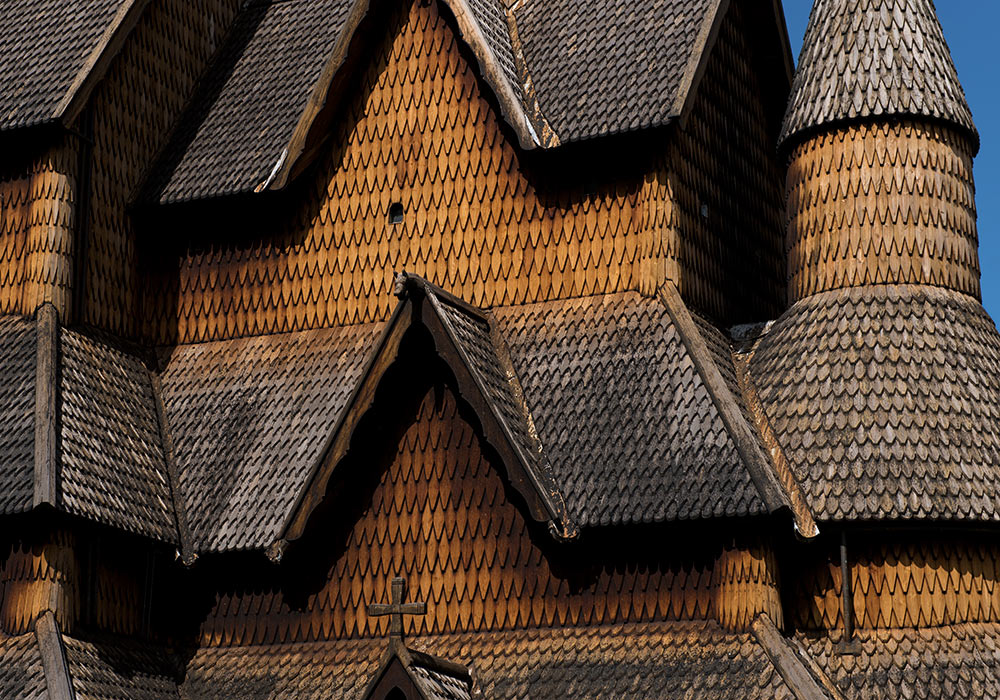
[[367, 577, 427, 640]]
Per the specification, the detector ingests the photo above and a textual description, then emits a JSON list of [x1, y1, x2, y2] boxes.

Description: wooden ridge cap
[[657, 283, 791, 518], [275, 272, 576, 556]]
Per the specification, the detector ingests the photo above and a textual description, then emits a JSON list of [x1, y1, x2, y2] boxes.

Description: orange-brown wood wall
[[194, 374, 782, 647], [140, 0, 786, 345]]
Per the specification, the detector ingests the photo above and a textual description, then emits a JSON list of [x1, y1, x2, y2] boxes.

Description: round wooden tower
[[778, 0, 981, 303]]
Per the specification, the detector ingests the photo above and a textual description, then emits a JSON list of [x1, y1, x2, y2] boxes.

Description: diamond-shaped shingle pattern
[[801, 624, 1000, 700], [146, 0, 355, 204], [0, 633, 46, 700], [159, 321, 383, 553], [0, 315, 35, 516], [780, 0, 977, 149], [183, 622, 797, 700], [513, 0, 713, 143], [0, 0, 127, 130], [750, 285, 1000, 522], [59, 328, 177, 543], [492, 292, 767, 527]]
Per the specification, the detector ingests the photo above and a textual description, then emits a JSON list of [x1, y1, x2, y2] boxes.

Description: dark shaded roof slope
[[183, 621, 804, 699], [493, 292, 770, 527], [0, 0, 130, 130], [59, 328, 177, 543], [750, 285, 1000, 523], [159, 321, 383, 553], [0, 315, 36, 516], [512, 0, 717, 143], [144, 0, 753, 202], [0, 632, 47, 700], [63, 635, 183, 700], [801, 624, 1000, 700], [780, 0, 977, 149], [146, 0, 356, 204]]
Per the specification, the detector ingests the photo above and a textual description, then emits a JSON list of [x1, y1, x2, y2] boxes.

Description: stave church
[[0, 0, 998, 697]]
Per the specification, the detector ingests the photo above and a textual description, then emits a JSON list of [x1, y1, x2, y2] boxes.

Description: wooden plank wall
[[785, 120, 979, 302], [141, 0, 787, 345], [192, 370, 783, 647]]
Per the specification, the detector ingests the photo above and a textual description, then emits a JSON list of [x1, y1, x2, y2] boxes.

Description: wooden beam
[[658, 283, 789, 515], [57, 0, 153, 127], [35, 611, 75, 700], [33, 303, 60, 509], [752, 613, 845, 700]]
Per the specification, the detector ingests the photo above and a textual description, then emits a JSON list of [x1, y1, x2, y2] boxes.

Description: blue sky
[[781, 2, 1000, 317]]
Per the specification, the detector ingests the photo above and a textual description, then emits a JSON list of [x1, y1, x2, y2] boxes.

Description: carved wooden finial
[[367, 577, 427, 640]]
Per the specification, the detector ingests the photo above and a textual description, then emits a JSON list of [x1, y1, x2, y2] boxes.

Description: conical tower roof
[[779, 0, 977, 150]]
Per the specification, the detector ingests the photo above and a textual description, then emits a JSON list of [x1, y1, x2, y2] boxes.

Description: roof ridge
[[732, 349, 819, 538], [148, 370, 195, 565], [657, 283, 790, 517], [55, 0, 153, 128], [32, 303, 59, 510], [752, 613, 844, 700], [275, 273, 576, 556]]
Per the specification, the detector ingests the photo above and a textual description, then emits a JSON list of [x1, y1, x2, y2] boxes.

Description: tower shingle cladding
[[752, 0, 1000, 526], [779, 0, 977, 150]]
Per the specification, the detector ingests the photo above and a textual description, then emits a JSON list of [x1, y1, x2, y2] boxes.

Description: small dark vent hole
[[389, 202, 404, 224]]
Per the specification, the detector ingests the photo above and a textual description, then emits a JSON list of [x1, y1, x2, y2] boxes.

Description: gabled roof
[[801, 623, 1000, 700], [159, 319, 384, 554], [359, 640, 473, 700], [1, 277, 811, 553], [140, 0, 789, 204], [0, 0, 149, 132], [0, 307, 179, 544], [748, 284, 1000, 523], [0, 314, 35, 516], [512, 0, 721, 144], [0, 612, 184, 700], [780, 0, 978, 150]]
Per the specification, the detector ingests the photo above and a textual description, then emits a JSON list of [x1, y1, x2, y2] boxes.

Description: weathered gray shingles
[[801, 624, 1000, 700], [0, 0, 126, 130], [183, 621, 796, 700], [64, 636, 183, 700], [0, 633, 47, 700], [147, 0, 354, 204], [780, 0, 976, 147], [751, 285, 1000, 522], [160, 322, 383, 553], [434, 299, 551, 487], [0, 316, 35, 515], [60, 329, 177, 543], [514, 0, 712, 143], [409, 664, 471, 700], [493, 292, 766, 527], [465, 0, 520, 92]]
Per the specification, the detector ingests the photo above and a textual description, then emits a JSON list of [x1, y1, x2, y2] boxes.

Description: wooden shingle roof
[[780, 0, 977, 149], [0, 0, 146, 132], [748, 284, 1000, 523], [140, 0, 762, 203]]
